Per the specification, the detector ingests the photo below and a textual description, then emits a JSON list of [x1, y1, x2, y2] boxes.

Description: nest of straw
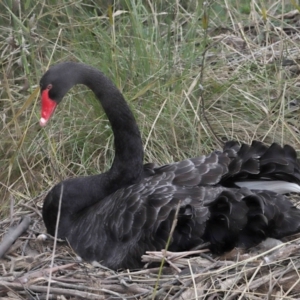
[[0, 193, 300, 300]]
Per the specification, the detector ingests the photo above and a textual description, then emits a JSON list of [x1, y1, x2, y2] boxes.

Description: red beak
[[40, 89, 57, 126]]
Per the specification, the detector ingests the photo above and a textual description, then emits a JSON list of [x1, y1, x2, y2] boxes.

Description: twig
[[144, 97, 168, 151], [152, 201, 181, 299], [19, 202, 43, 218], [50, 280, 150, 295], [0, 281, 105, 299], [22, 219, 38, 255], [188, 259, 198, 299], [0, 216, 31, 259], [10, 196, 14, 226], [100, 288, 126, 299], [16, 263, 76, 284]]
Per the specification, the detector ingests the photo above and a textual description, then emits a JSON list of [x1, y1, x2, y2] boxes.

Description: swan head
[[39, 62, 82, 126]]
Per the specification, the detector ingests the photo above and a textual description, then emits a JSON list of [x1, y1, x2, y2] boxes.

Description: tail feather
[[260, 143, 289, 165], [221, 141, 300, 186], [203, 187, 300, 252], [239, 190, 300, 248]]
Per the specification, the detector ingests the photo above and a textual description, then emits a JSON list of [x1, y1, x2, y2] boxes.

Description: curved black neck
[[72, 64, 144, 191]]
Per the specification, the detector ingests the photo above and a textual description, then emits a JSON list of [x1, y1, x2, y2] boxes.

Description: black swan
[[39, 62, 300, 270]]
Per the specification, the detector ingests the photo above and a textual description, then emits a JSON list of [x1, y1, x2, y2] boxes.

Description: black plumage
[[40, 62, 300, 270]]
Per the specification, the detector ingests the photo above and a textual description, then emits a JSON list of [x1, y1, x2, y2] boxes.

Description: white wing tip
[[235, 180, 300, 194]]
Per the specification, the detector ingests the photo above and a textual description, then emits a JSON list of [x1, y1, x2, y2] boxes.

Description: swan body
[[40, 62, 300, 270]]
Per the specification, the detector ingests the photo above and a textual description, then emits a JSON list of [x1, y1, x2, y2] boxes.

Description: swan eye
[[46, 84, 53, 90]]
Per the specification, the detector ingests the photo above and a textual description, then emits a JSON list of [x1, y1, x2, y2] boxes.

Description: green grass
[[1, 0, 300, 217]]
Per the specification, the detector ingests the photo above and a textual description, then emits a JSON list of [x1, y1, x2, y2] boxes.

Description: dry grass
[[1, 1, 300, 299]]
